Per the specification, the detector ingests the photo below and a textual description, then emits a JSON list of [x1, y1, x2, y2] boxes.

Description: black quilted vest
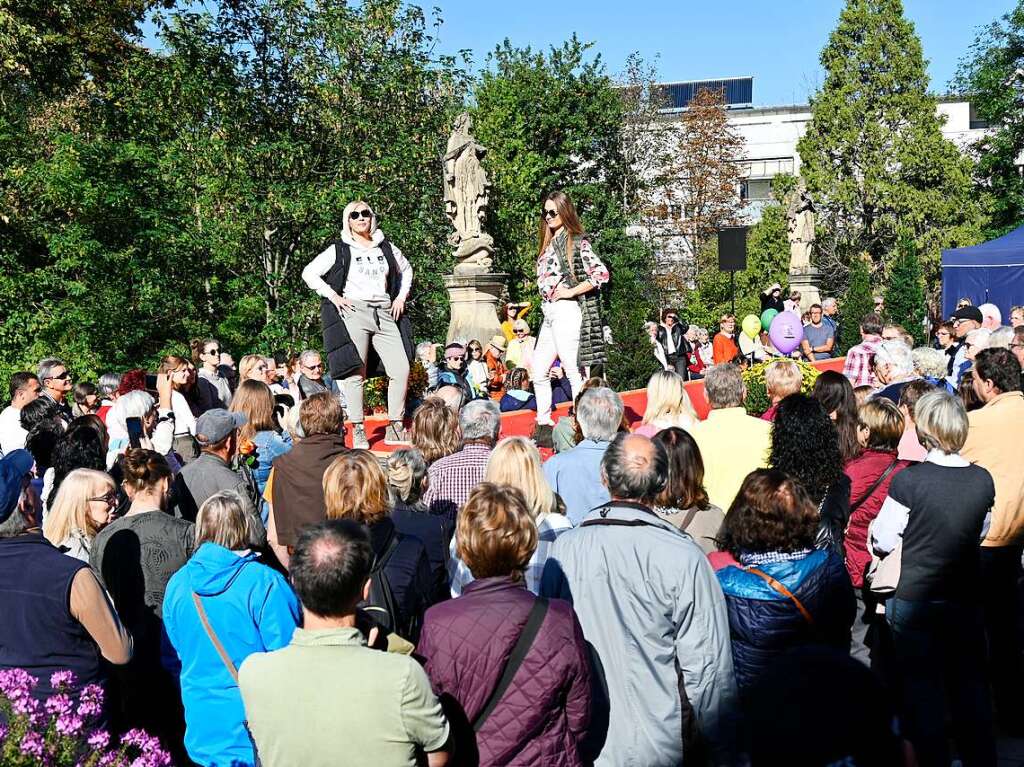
[[318, 240, 414, 380]]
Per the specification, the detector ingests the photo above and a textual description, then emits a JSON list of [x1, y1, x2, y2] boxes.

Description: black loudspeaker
[[718, 227, 748, 272]]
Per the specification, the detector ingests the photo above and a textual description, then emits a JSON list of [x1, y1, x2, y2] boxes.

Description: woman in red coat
[[416, 482, 591, 767], [843, 398, 912, 669]]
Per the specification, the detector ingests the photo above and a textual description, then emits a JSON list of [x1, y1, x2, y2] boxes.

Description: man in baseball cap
[[172, 409, 262, 535], [948, 306, 985, 387]]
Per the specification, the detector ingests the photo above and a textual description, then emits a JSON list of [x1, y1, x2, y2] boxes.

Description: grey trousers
[[340, 298, 410, 423]]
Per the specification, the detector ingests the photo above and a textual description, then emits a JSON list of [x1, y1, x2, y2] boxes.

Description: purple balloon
[[768, 311, 805, 355]]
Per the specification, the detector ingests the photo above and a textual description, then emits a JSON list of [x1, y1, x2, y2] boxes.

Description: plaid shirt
[[842, 334, 881, 388], [449, 512, 573, 597], [424, 443, 492, 518]]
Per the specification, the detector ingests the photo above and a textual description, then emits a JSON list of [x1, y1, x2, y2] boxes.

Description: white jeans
[[532, 300, 584, 425]]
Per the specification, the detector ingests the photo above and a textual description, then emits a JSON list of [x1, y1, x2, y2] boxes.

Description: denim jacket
[[251, 430, 292, 523]]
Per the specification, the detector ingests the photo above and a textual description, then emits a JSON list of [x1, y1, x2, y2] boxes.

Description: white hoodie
[[302, 202, 413, 303]]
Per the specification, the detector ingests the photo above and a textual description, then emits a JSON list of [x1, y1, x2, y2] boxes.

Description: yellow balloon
[[741, 314, 762, 339]]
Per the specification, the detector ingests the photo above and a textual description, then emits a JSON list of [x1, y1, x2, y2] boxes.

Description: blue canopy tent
[[941, 225, 1024, 319]]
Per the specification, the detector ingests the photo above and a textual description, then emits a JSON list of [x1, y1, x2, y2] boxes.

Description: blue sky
[[424, 0, 1013, 105]]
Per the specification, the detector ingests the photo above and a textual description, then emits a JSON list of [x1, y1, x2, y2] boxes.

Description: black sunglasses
[[205, 347, 220, 356], [349, 210, 373, 220], [542, 208, 558, 220], [50, 371, 71, 380]]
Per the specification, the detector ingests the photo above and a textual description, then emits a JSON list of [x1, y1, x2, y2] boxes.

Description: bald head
[[290, 520, 372, 618], [433, 385, 464, 412], [601, 432, 668, 503]]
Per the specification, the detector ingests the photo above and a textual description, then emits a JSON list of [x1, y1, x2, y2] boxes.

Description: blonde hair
[[230, 379, 276, 442], [411, 397, 461, 464], [456, 483, 537, 582], [641, 370, 697, 428], [195, 490, 261, 550], [857, 399, 905, 451], [484, 437, 557, 522], [765, 360, 803, 402], [914, 390, 969, 454], [238, 354, 266, 382], [43, 469, 115, 545], [323, 450, 392, 525]]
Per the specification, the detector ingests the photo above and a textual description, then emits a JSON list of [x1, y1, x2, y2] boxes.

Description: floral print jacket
[[536, 236, 610, 301]]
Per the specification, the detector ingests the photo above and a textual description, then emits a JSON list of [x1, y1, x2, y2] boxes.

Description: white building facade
[[642, 77, 992, 275]]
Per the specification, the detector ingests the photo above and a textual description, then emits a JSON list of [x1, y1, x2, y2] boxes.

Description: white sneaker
[[352, 424, 369, 450], [384, 422, 411, 446]]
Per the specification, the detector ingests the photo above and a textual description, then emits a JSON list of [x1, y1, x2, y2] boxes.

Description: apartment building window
[[740, 178, 772, 201]]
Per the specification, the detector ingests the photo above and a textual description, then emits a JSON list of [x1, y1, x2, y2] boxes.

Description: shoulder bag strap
[[192, 592, 239, 683], [472, 597, 549, 732], [744, 567, 816, 628], [849, 459, 901, 516], [678, 506, 701, 531]]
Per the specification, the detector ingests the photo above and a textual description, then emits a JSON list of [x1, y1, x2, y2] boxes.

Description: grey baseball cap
[[195, 409, 247, 446]]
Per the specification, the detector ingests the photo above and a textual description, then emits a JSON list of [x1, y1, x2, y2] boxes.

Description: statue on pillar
[[784, 181, 822, 312], [786, 182, 815, 272], [443, 112, 495, 274]]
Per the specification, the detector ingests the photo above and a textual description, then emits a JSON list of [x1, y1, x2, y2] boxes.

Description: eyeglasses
[[349, 210, 373, 220], [303, 363, 323, 371], [1011, 343, 1024, 350], [49, 371, 71, 381], [542, 208, 559, 220], [204, 347, 220, 356], [515, 329, 528, 335], [89, 491, 118, 506], [445, 355, 465, 362]]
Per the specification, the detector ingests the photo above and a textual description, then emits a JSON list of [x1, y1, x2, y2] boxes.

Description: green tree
[[797, 0, 982, 293], [0, 0, 468, 387], [884, 236, 927, 345], [953, 2, 1024, 237], [840, 255, 875, 352], [470, 37, 659, 389], [662, 87, 745, 273]]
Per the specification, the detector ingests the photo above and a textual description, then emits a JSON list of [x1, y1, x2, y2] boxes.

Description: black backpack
[[359, 528, 403, 637]]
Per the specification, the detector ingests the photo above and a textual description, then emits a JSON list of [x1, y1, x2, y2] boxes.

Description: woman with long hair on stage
[[531, 191, 609, 446]]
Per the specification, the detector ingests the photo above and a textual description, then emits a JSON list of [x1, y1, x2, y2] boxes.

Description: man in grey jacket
[[541, 433, 739, 766], [173, 409, 264, 541]]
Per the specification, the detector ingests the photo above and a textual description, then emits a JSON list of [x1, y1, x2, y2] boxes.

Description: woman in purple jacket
[[416, 482, 591, 767]]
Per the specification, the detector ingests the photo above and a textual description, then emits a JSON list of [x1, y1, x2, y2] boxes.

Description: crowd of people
[[1, 291, 1022, 766], [4, 181, 1024, 767]]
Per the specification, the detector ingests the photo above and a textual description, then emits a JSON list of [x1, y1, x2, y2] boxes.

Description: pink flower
[[87, 729, 111, 750], [45, 692, 73, 717], [77, 684, 104, 719], [19, 730, 45, 759], [0, 668, 36, 699], [57, 712, 85, 736], [49, 670, 77, 691]]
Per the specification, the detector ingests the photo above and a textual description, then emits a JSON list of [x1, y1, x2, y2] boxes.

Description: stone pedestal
[[444, 272, 508, 345], [788, 267, 823, 314]]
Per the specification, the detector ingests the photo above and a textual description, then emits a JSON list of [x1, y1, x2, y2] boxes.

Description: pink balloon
[[768, 311, 804, 355]]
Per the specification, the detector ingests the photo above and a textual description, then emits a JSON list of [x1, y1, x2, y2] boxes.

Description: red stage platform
[[356, 358, 847, 453]]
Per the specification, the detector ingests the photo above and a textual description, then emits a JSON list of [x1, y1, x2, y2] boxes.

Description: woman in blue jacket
[[714, 469, 855, 695], [163, 489, 301, 767]]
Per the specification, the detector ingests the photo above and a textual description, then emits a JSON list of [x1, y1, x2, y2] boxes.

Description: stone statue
[[786, 183, 815, 271], [443, 112, 494, 273]]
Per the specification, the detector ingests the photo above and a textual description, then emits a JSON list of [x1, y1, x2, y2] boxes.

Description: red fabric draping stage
[[358, 358, 847, 453]]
